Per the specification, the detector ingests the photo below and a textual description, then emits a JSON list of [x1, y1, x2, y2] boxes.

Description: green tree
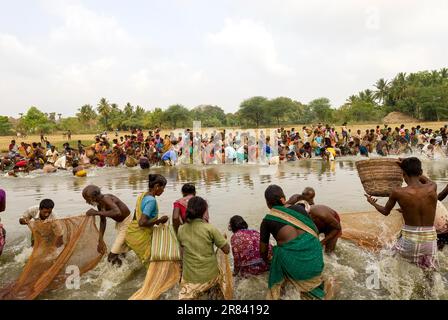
[[109, 103, 124, 130], [162, 104, 191, 128], [308, 98, 333, 123], [0, 116, 12, 135], [135, 106, 146, 117], [59, 117, 82, 133], [284, 101, 305, 124], [97, 98, 112, 130], [123, 103, 134, 118], [20, 106, 54, 133], [238, 96, 268, 128], [225, 112, 241, 127], [337, 101, 385, 123], [76, 105, 97, 129], [265, 97, 295, 126], [144, 108, 164, 128], [191, 105, 226, 127], [374, 78, 389, 105]]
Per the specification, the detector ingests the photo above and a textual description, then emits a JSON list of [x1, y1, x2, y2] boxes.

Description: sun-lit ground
[[0, 121, 446, 152]]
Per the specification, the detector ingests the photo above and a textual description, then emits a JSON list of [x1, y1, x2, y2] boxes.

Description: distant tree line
[[1, 68, 447, 135]]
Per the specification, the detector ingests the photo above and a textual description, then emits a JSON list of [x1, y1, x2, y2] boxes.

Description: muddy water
[[1, 157, 448, 300]]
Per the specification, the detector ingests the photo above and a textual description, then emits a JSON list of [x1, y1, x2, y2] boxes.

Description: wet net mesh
[[0, 216, 105, 300], [340, 210, 403, 251]]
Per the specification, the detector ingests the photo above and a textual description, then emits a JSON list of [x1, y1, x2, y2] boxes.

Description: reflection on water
[[1, 158, 448, 299]]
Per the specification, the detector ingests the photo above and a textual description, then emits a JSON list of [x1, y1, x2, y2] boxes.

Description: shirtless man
[[288, 187, 316, 206], [365, 157, 438, 271], [82, 185, 131, 266], [286, 189, 341, 253], [307, 205, 341, 253]]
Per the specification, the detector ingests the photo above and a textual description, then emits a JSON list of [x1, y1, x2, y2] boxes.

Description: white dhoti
[[110, 214, 132, 254]]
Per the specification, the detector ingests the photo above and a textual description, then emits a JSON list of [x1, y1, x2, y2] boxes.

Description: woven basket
[[356, 158, 403, 197], [85, 148, 95, 159]]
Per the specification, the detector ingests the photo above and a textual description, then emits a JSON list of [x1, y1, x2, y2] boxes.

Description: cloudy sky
[[0, 0, 447, 117]]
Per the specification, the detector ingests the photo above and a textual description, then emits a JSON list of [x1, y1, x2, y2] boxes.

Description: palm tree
[[346, 95, 358, 105], [97, 98, 111, 129], [430, 70, 441, 85], [374, 78, 389, 105], [358, 89, 375, 103], [440, 68, 448, 79], [110, 103, 120, 111], [77, 105, 97, 129], [390, 72, 407, 101], [123, 103, 134, 118], [135, 106, 145, 116]]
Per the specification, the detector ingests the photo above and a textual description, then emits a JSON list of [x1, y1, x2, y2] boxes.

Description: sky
[[0, 0, 447, 117]]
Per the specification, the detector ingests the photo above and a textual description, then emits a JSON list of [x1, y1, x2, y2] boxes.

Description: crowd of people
[[2, 155, 448, 299], [0, 174, 342, 299], [1, 123, 447, 176]]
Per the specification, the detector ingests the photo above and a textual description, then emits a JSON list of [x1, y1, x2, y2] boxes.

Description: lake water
[[1, 156, 448, 300]]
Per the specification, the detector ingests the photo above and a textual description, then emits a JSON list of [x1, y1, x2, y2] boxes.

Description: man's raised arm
[[365, 191, 397, 216]]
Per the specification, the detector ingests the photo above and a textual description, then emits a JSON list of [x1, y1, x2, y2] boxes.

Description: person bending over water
[[286, 189, 341, 253], [228, 215, 271, 277], [308, 205, 341, 253], [19, 199, 59, 246], [125, 174, 169, 266], [19, 199, 57, 225], [365, 157, 438, 271], [287, 187, 316, 206], [289, 202, 342, 254], [177, 196, 230, 300], [260, 185, 327, 300], [82, 185, 131, 266]]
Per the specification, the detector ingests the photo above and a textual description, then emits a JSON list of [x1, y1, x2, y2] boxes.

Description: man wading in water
[[365, 157, 438, 289], [83, 185, 131, 266]]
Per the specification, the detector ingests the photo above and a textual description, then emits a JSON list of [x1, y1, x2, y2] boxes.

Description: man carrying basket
[[365, 157, 438, 271]]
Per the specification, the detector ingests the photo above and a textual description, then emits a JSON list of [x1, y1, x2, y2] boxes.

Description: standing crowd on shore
[[1, 123, 447, 176]]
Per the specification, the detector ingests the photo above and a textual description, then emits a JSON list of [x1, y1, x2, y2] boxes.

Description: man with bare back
[[82, 185, 131, 266], [365, 157, 438, 270], [286, 190, 341, 253]]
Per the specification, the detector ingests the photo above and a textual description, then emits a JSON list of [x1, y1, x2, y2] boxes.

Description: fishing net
[[217, 248, 234, 300], [340, 210, 403, 251], [0, 216, 105, 300]]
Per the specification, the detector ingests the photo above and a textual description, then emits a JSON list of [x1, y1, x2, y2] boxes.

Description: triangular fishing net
[[340, 210, 403, 251], [0, 216, 105, 300]]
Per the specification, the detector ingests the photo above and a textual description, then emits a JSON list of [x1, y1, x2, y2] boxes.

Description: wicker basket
[[86, 148, 95, 159], [356, 158, 403, 197]]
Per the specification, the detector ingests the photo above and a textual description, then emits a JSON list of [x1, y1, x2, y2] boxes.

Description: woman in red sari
[[229, 215, 271, 277]]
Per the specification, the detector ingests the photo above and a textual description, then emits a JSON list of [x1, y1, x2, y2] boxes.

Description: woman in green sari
[[125, 174, 169, 266], [260, 184, 328, 300]]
